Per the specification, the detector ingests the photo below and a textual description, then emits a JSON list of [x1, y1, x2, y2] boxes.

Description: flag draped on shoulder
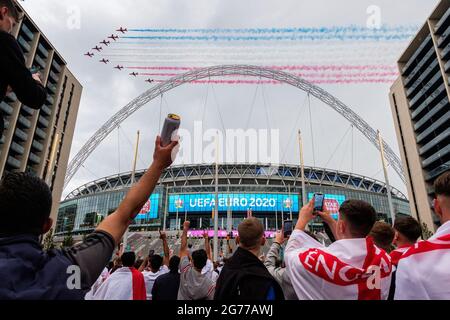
[[284, 230, 392, 300], [394, 221, 450, 300], [91, 267, 146, 300]]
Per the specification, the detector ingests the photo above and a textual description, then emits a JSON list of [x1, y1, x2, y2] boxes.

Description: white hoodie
[[285, 230, 392, 300], [395, 220, 450, 300]]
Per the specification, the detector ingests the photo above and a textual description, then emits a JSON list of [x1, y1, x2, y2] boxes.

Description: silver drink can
[[160, 113, 181, 146]]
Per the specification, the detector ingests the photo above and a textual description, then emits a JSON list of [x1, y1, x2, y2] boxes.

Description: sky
[[20, 0, 440, 199]]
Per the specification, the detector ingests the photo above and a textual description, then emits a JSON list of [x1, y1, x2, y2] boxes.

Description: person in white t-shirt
[[140, 230, 170, 300], [395, 171, 450, 300]]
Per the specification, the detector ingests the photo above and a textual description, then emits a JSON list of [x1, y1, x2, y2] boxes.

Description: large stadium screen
[[307, 193, 346, 219], [168, 193, 299, 213], [135, 193, 160, 220]]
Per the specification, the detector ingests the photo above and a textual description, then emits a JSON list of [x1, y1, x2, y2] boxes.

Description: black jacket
[[214, 247, 285, 300], [152, 271, 181, 300], [0, 31, 47, 137]]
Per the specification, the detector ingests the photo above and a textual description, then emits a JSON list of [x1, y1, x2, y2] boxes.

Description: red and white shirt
[[285, 230, 392, 300], [395, 221, 450, 300], [389, 245, 412, 267], [91, 267, 147, 300]]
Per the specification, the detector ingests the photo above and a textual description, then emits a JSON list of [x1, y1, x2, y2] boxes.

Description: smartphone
[[148, 249, 155, 257], [313, 193, 325, 212], [283, 220, 293, 237], [161, 114, 181, 147]]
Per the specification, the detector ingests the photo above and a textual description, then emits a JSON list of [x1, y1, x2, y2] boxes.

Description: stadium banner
[[135, 193, 160, 220], [307, 192, 346, 219], [168, 193, 299, 213]]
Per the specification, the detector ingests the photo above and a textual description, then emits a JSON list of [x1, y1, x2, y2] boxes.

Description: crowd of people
[[1, 0, 450, 301], [0, 130, 449, 300]]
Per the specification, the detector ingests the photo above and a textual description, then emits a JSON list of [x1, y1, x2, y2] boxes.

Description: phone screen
[[283, 220, 293, 237], [148, 249, 155, 257], [314, 193, 324, 212]]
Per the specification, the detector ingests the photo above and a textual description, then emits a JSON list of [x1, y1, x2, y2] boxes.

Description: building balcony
[[414, 98, 449, 132], [7, 156, 21, 169], [408, 72, 443, 106], [41, 104, 52, 116], [52, 60, 62, 73], [404, 47, 436, 87], [422, 144, 450, 169], [28, 152, 41, 165], [46, 95, 55, 106], [10, 141, 25, 155], [21, 105, 35, 116], [34, 55, 47, 69], [0, 101, 13, 115], [435, 7, 450, 35], [417, 111, 450, 144], [426, 162, 450, 181], [17, 36, 31, 53], [420, 128, 450, 156], [20, 23, 34, 42], [411, 84, 446, 119], [32, 140, 44, 152], [14, 128, 28, 141], [47, 83, 57, 94], [37, 43, 49, 59], [438, 24, 450, 48], [38, 116, 50, 128], [18, 115, 31, 129], [406, 60, 439, 98], [35, 127, 47, 140], [49, 71, 59, 84], [402, 35, 432, 76]]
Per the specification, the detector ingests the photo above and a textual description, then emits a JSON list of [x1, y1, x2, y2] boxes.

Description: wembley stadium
[[56, 163, 411, 242]]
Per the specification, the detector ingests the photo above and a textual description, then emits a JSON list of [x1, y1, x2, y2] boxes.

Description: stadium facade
[[56, 164, 411, 237]]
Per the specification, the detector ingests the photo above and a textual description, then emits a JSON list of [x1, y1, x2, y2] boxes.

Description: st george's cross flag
[[91, 267, 146, 300], [284, 230, 392, 300], [394, 221, 450, 300], [389, 245, 412, 267]]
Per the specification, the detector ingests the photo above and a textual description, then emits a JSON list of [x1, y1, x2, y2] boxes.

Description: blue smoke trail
[[122, 34, 413, 41], [128, 25, 418, 35]]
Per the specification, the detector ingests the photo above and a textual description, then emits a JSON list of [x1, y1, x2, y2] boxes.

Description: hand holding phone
[[313, 193, 325, 213], [283, 220, 293, 237]]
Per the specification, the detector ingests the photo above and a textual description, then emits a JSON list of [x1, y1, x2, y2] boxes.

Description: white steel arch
[[64, 65, 405, 189]]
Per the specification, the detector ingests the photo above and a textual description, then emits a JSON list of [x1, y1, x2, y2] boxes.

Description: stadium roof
[[65, 163, 407, 201]]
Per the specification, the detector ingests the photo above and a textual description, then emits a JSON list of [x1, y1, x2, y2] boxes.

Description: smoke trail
[[138, 72, 398, 78], [150, 78, 396, 85], [128, 25, 417, 35], [121, 34, 413, 41], [125, 65, 398, 72]]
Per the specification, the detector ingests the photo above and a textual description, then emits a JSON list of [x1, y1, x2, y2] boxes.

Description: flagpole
[[213, 132, 220, 262], [377, 130, 395, 225], [298, 130, 307, 206], [288, 184, 293, 220], [123, 130, 140, 251]]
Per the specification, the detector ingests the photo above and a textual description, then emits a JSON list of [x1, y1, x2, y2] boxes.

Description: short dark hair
[[134, 259, 143, 269], [369, 221, 395, 252], [191, 249, 207, 270], [394, 216, 422, 243], [0, 172, 52, 235], [121, 252, 136, 267], [0, 0, 20, 21], [149, 254, 163, 271], [169, 255, 180, 273], [434, 171, 450, 197], [238, 217, 264, 249], [339, 200, 377, 238]]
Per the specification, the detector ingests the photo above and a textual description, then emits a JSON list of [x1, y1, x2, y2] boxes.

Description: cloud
[[20, 0, 439, 198]]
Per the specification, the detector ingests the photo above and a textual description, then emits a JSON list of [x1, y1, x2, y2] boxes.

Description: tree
[[42, 228, 55, 251], [421, 222, 434, 240], [62, 230, 74, 248]]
